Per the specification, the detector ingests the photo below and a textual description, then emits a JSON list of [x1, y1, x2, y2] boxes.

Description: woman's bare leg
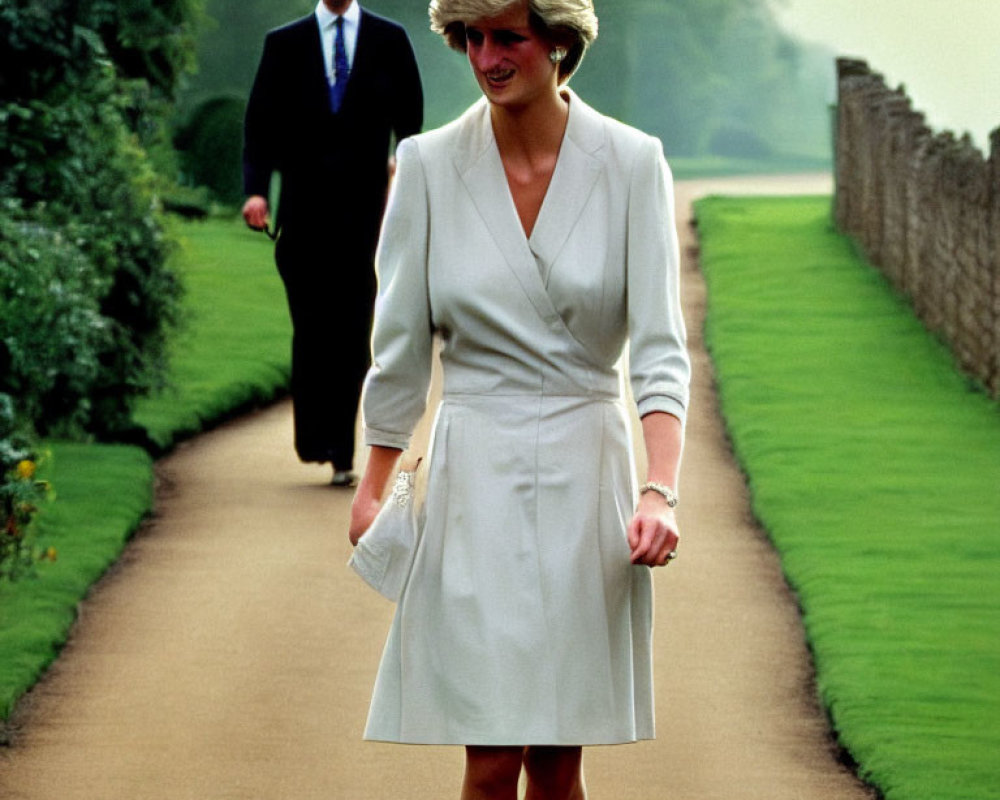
[[461, 746, 524, 800], [523, 746, 586, 800]]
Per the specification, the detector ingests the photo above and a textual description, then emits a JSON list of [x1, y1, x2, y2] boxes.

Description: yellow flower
[[44, 547, 58, 562], [16, 460, 36, 480]]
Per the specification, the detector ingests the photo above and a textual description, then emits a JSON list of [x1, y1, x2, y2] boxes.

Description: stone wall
[[834, 59, 1000, 397]]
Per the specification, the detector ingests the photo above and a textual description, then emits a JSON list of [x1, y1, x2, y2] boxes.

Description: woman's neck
[[490, 88, 570, 161]]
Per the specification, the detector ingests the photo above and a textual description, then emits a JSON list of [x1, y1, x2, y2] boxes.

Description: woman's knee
[[462, 746, 523, 799], [523, 746, 585, 799]]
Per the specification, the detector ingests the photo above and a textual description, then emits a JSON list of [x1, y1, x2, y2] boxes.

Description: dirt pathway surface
[[0, 175, 877, 799]]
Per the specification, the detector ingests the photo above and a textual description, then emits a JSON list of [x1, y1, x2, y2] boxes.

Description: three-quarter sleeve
[[626, 136, 691, 426], [362, 137, 434, 449]]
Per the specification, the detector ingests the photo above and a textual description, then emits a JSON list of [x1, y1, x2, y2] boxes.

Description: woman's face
[[465, 2, 558, 109]]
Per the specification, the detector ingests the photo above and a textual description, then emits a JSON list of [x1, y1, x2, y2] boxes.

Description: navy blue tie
[[329, 16, 349, 113]]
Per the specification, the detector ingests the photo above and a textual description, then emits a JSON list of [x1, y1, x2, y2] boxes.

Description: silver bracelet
[[639, 481, 678, 507]]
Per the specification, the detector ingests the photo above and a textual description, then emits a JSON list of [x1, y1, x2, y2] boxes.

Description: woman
[[349, 1, 690, 796]]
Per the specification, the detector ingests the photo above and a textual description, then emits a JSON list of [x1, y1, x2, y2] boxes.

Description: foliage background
[[0, 0, 204, 440], [175, 0, 834, 201]]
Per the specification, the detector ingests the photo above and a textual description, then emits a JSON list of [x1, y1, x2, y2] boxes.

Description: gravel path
[[0, 175, 877, 799]]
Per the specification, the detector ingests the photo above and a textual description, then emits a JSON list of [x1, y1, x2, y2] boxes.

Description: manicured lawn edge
[[1, 217, 289, 723], [0, 443, 153, 722], [695, 195, 1000, 800], [132, 216, 292, 452]]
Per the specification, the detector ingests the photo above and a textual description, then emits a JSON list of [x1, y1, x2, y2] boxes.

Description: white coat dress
[[360, 90, 690, 746]]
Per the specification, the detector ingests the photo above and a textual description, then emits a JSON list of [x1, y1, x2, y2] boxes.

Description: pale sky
[[769, 0, 1000, 153]]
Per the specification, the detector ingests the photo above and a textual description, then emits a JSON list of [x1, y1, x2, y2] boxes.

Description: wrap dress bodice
[[360, 91, 690, 745]]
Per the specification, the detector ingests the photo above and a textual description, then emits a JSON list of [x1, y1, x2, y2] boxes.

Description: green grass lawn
[[5, 201, 998, 800], [696, 195, 1000, 800], [0, 443, 153, 722], [133, 217, 291, 451], [669, 153, 831, 180], [1, 217, 288, 723]]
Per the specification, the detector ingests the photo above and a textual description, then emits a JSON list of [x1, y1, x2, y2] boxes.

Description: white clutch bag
[[348, 462, 421, 601]]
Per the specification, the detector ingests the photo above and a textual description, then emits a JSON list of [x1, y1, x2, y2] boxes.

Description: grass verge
[[133, 216, 291, 452], [1, 217, 287, 723], [695, 195, 1000, 800], [0, 443, 153, 722]]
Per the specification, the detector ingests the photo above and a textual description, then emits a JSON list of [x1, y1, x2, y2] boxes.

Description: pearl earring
[[549, 48, 566, 64]]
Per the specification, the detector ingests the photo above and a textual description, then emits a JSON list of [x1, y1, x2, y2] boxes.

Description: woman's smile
[[465, 3, 556, 107], [485, 67, 516, 86]]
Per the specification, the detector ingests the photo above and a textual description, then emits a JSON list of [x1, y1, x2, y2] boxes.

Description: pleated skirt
[[364, 392, 655, 745]]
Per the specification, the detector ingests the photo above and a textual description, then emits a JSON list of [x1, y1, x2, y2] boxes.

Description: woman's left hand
[[627, 492, 680, 567]]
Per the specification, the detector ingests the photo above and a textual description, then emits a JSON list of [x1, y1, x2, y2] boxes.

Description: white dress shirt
[[315, 0, 360, 88]]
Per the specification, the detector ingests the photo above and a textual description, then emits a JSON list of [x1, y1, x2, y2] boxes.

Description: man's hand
[[242, 195, 270, 231]]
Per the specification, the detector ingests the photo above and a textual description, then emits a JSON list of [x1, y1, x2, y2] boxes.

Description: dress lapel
[[455, 93, 605, 328], [456, 102, 562, 327], [528, 90, 605, 270]]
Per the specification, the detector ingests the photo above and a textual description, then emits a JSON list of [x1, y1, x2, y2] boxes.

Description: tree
[[177, 0, 830, 177], [571, 0, 830, 158]]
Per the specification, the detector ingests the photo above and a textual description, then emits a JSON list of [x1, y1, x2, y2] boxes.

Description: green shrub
[[0, 3, 187, 438], [0, 202, 111, 433], [161, 184, 213, 219], [174, 94, 246, 204]]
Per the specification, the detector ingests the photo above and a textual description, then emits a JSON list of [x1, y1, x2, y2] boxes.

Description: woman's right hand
[[348, 492, 382, 546], [347, 445, 404, 546]]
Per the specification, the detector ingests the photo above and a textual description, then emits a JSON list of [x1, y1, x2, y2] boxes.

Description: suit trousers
[[275, 227, 376, 468]]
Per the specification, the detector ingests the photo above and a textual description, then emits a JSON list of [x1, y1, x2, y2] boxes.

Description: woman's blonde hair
[[428, 0, 598, 82]]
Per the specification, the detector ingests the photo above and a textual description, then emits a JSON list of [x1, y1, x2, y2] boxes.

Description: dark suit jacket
[[243, 9, 423, 243]]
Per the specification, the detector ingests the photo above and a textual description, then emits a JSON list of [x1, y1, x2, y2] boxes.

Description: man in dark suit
[[242, 0, 423, 486]]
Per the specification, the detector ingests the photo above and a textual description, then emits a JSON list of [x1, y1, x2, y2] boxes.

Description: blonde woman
[[349, 1, 690, 796]]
